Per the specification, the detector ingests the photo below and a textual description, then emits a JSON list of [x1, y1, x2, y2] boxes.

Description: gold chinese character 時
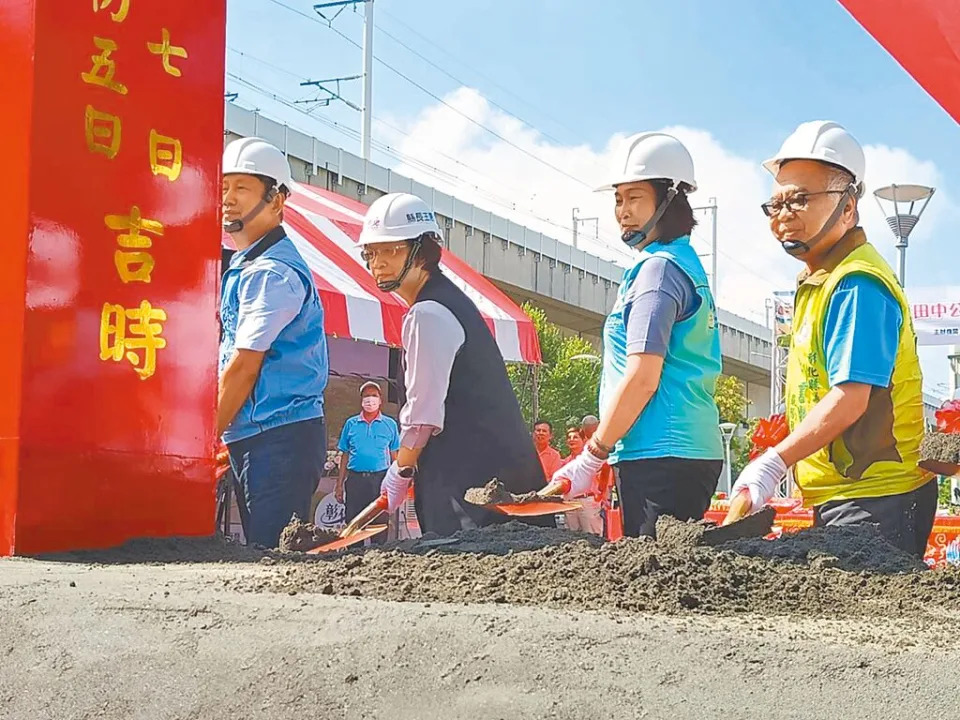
[[99, 301, 167, 380], [149, 130, 182, 182], [114, 250, 155, 283], [93, 0, 129, 23], [104, 206, 164, 248], [84, 105, 121, 159], [146, 28, 188, 78], [80, 37, 127, 95]]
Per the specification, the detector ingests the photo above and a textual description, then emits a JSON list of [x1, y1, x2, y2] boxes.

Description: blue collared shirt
[[338, 413, 400, 472]]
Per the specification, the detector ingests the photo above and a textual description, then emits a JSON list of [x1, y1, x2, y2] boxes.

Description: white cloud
[[378, 87, 957, 393]]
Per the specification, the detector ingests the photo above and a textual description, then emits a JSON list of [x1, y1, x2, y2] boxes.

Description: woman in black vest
[[358, 192, 547, 535]]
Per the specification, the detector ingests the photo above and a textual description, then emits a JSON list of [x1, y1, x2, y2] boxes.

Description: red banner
[[840, 0, 960, 125], [3, 0, 225, 554]]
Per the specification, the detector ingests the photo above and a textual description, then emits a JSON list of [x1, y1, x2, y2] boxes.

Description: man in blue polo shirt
[[219, 137, 329, 548], [336, 382, 399, 541]]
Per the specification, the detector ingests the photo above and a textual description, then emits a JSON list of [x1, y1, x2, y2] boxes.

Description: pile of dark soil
[[463, 479, 562, 506], [921, 432, 960, 465], [277, 515, 339, 553], [38, 535, 268, 565], [655, 507, 776, 550], [228, 520, 960, 619]]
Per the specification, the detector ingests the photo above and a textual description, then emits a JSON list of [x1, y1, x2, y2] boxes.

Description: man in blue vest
[[219, 137, 329, 548]]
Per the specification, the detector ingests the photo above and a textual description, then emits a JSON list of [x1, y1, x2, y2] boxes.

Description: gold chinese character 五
[[84, 105, 121, 159], [104, 205, 164, 248], [146, 28, 188, 77], [149, 130, 182, 181], [80, 37, 127, 95], [99, 301, 168, 380], [93, 0, 129, 23]]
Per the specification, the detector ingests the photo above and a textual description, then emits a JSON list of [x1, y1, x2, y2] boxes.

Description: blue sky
[[227, 0, 960, 394]]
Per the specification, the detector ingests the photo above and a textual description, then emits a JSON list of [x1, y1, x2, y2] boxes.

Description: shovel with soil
[[307, 494, 388, 555], [463, 479, 583, 517]]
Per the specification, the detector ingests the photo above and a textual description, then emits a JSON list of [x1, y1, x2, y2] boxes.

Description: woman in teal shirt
[[553, 132, 723, 537]]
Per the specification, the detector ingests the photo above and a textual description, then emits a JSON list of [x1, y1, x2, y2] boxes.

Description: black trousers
[[616, 457, 722, 538], [814, 478, 938, 559], [345, 469, 388, 544]]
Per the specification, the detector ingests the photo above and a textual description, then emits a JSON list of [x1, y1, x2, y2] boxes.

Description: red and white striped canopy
[[224, 181, 541, 364]]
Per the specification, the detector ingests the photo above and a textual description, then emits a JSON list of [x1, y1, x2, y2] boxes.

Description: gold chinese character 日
[[99, 301, 167, 380], [146, 28, 188, 78], [80, 37, 127, 95], [104, 206, 164, 248], [149, 130, 182, 182], [114, 250, 155, 283], [93, 0, 129, 23], [84, 105, 121, 159]]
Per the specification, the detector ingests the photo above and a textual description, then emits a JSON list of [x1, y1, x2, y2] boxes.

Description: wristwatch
[[398, 466, 416, 479]]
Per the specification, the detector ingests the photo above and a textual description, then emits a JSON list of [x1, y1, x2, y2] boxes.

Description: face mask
[[361, 397, 381, 413]]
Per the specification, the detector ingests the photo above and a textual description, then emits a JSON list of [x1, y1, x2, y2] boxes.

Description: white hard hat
[[596, 132, 697, 192], [222, 137, 293, 191], [359, 193, 442, 246], [763, 120, 865, 185]]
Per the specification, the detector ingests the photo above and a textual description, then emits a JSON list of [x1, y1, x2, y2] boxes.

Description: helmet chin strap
[[224, 187, 278, 234], [621, 186, 678, 249], [371, 239, 422, 292], [781, 185, 854, 257]]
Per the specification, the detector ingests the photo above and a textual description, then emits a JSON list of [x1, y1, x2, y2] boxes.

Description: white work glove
[[551, 450, 605, 500], [379, 461, 411, 512], [730, 448, 787, 513]]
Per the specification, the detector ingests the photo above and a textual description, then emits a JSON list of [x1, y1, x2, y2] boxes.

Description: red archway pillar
[[1, 0, 226, 554]]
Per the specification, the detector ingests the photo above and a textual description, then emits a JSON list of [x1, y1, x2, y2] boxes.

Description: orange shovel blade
[[493, 500, 582, 517], [306, 524, 388, 554]]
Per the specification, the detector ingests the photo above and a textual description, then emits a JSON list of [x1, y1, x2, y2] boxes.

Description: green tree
[[715, 375, 752, 476], [715, 375, 748, 425], [508, 303, 601, 449]]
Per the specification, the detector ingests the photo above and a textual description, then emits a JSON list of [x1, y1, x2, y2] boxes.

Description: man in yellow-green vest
[[728, 121, 934, 558]]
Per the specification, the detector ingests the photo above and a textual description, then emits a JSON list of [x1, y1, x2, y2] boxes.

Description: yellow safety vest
[[786, 228, 925, 507]]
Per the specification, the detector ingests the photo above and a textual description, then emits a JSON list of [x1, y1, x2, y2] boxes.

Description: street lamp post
[[872, 184, 935, 286], [719, 422, 738, 495]]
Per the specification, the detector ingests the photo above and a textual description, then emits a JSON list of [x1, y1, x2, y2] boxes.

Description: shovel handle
[[538, 477, 571, 498], [721, 487, 753, 527], [340, 493, 388, 538]]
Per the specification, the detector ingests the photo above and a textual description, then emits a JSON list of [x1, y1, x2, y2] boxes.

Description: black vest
[[411, 272, 544, 494]]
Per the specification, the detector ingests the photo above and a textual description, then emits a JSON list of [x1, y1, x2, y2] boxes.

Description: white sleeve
[[398, 301, 465, 434]]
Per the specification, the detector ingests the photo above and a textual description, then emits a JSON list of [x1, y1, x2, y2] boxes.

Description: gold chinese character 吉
[[84, 105, 121, 159], [80, 37, 127, 95], [104, 206, 164, 247], [93, 0, 129, 23], [146, 28, 188, 78], [149, 130, 182, 182], [105, 206, 163, 283], [99, 301, 167, 380]]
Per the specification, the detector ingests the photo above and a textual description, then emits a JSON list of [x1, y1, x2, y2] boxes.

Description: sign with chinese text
[[907, 286, 960, 346], [3, 0, 226, 554]]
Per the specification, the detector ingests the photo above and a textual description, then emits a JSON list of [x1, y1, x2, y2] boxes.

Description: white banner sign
[[908, 286, 960, 346], [907, 285, 960, 345]]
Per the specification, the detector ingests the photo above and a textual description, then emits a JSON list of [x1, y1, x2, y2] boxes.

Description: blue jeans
[[227, 417, 326, 548]]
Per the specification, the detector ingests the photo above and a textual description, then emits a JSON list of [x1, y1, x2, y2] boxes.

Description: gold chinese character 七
[[99, 301, 167, 380], [146, 28, 188, 78], [149, 130, 182, 182], [93, 0, 129, 23], [104, 206, 164, 248], [84, 105, 121, 159], [80, 37, 127, 95], [114, 250, 155, 283]]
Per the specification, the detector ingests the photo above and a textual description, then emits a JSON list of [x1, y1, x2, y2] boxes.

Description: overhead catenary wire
[[262, 0, 594, 190], [226, 69, 636, 263]]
